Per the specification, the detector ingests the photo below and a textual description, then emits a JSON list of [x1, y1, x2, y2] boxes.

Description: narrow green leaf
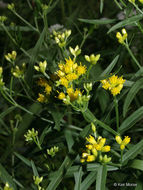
[[87, 163, 118, 171], [78, 18, 116, 25], [26, 28, 46, 85], [130, 159, 143, 171], [119, 107, 143, 134], [100, 0, 104, 13], [123, 78, 143, 117], [100, 55, 119, 77], [0, 164, 17, 189], [80, 172, 97, 190], [14, 152, 31, 167], [122, 140, 143, 165], [82, 109, 118, 135], [31, 160, 39, 176], [108, 14, 143, 33], [96, 165, 107, 190], [74, 166, 83, 190]]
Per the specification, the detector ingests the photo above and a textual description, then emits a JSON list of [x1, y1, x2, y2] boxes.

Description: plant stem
[[12, 10, 39, 33], [114, 96, 119, 132], [120, 150, 123, 164], [124, 43, 142, 69], [133, 3, 143, 15], [135, 21, 143, 35], [114, 0, 122, 9]]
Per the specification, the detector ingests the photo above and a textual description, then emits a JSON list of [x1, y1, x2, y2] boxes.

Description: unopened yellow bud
[[86, 155, 96, 162], [101, 145, 111, 152], [115, 135, 122, 144], [122, 136, 131, 145]]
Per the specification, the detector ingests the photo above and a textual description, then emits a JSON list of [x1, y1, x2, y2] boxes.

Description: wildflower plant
[[0, 0, 143, 190]]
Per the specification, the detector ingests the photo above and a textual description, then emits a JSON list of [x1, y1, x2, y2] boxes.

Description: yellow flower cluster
[[56, 57, 86, 103], [81, 135, 111, 163], [37, 78, 52, 103], [57, 57, 86, 88], [101, 75, 125, 96], [5, 51, 17, 63], [58, 87, 82, 102], [52, 29, 71, 48], [115, 135, 131, 150], [116, 28, 128, 44]]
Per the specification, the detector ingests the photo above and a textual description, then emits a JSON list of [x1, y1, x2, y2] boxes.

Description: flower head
[[115, 135, 131, 150], [116, 28, 127, 44], [101, 75, 125, 96]]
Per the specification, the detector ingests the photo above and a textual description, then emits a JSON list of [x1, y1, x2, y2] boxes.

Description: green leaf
[[45, 124, 91, 190], [100, 55, 119, 77], [14, 152, 31, 167], [0, 164, 17, 189], [78, 18, 116, 25], [82, 109, 118, 135], [123, 78, 143, 117], [80, 172, 97, 190], [119, 107, 143, 134], [108, 14, 143, 33], [96, 165, 107, 190], [100, 0, 104, 13], [31, 160, 39, 176], [122, 140, 143, 165], [87, 163, 118, 171], [74, 166, 83, 190], [26, 27, 46, 86], [130, 159, 143, 171]]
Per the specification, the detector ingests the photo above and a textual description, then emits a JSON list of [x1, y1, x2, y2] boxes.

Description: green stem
[[10, 76, 14, 97], [119, 0, 127, 7], [113, 0, 122, 9], [114, 96, 119, 132], [124, 43, 142, 69], [133, 3, 143, 15], [67, 106, 72, 125], [121, 150, 123, 164], [1, 90, 16, 105], [12, 10, 39, 33], [87, 64, 93, 79], [135, 21, 143, 35]]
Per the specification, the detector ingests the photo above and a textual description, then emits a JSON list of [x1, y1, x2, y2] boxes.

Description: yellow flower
[[82, 152, 89, 158], [86, 135, 97, 145], [58, 92, 66, 100], [37, 93, 45, 103], [101, 80, 111, 90], [86, 144, 93, 150], [122, 136, 131, 145], [76, 64, 86, 76], [37, 78, 48, 87], [5, 51, 17, 63], [45, 84, 52, 95], [115, 135, 122, 144], [116, 28, 128, 44], [66, 73, 78, 81], [67, 88, 81, 102], [101, 145, 111, 152], [60, 77, 69, 87], [115, 135, 131, 150], [87, 155, 96, 162], [80, 158, 85, 163], [101, 75, 125, 96]]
